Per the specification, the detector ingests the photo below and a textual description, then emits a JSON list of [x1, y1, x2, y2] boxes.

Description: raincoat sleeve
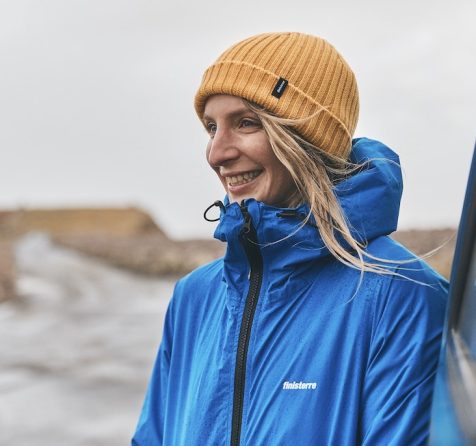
[[360, 269, 448, 445], [131, 294, 175, 446]]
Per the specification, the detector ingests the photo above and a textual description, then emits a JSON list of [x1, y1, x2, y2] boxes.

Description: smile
[[226, 170, 262, 187]]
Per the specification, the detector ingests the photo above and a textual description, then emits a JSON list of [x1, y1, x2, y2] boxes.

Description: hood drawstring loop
[[203, 200, 226, 222]]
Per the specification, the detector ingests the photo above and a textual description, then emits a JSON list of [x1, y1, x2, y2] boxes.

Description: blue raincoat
[[132, 138, 448, 445]]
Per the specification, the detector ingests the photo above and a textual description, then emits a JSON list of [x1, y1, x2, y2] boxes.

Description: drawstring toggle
[[203, 200, 225, 222]]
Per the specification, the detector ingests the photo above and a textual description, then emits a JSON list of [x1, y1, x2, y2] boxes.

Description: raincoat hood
[[213, 137, 403, 271]]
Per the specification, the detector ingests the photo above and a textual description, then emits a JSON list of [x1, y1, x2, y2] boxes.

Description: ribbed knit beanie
[[194, 32, 359, 160]]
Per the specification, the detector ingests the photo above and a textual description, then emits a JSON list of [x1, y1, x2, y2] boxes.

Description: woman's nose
[[206, 128, 240, 167]]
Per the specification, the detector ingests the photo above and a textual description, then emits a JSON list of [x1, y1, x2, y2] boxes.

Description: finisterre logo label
[[282, 381, 317, 390], [272, 77, 288, 99]]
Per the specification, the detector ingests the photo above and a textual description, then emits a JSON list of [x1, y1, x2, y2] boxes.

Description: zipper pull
[[240, 201, 252, 235]]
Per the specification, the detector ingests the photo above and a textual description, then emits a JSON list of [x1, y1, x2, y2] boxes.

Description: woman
[[132, 32, 448, 445]]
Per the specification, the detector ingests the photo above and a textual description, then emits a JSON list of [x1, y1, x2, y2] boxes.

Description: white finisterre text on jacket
[[282, 381, 317, 390]]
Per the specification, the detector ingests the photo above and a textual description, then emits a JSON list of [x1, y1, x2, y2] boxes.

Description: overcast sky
[[1, 0, 475, 239]]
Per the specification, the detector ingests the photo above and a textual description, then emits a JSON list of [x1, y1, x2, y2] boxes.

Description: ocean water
[[0, 233, 175, 446]]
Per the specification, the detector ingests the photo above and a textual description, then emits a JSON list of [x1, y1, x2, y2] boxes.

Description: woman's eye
[[240, 118, 260, 129], [205, 122, 217, 135]]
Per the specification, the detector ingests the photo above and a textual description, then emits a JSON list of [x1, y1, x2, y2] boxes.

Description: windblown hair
[[244, 100, 407, 277]]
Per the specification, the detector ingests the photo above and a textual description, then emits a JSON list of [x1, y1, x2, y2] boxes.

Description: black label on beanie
[[272, 77, 288, 98]]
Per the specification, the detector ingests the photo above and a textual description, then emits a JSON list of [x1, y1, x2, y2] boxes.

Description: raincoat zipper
[[230, 202, 264, 446]]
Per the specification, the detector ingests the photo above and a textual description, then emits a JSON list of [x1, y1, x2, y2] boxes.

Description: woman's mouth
[[226, 170, 262, 187]]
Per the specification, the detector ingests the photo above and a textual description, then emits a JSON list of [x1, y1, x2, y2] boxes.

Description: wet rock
[[0, 241, 16, 302]]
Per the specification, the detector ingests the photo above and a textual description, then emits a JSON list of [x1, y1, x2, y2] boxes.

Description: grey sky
[[1, 0, 474, 238]]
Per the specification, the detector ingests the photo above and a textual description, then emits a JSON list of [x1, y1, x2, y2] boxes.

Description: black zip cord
[[203, 200, 226, 222]]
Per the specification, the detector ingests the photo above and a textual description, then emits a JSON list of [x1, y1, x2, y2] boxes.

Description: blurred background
[[0, 0, 474, 444]]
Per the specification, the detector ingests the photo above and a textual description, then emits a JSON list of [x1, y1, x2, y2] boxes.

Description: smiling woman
[[132, 32, 449, 446]]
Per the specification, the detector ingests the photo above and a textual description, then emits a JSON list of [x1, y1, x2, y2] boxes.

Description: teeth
[[227, 170, 261, 186]]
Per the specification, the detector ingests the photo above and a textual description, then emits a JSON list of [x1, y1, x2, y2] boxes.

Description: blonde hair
[[244, 100, 406, 277]]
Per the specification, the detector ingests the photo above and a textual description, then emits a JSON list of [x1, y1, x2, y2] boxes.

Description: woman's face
[[203, 94, 296, 207]]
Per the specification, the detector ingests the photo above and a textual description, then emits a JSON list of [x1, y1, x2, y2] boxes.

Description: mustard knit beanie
[[194, 32, 359, 160]]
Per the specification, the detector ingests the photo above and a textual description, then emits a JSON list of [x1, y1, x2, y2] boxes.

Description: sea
[[0, 232, 175, 445]]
